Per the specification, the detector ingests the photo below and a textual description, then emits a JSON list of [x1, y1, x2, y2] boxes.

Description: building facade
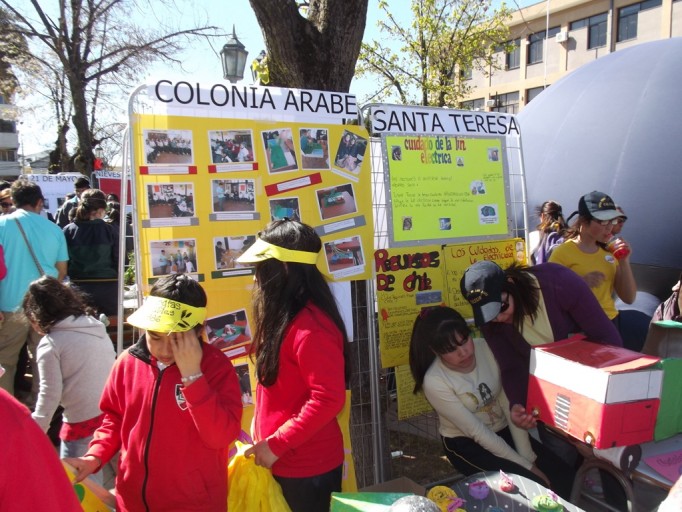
[[460, 0, 682, 113], [0, 93, 20, 176]]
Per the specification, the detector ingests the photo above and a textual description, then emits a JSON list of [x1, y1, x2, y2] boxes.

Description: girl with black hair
[[549, 191, 637, 336], [239, 219, 349, 512], [410, 306, 578, 499], [22, 276, 114, 484], [64, 274, 242, 512]]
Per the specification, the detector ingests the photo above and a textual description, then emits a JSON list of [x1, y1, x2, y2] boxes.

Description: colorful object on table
[[426, 486, 465, 512], [446, 496, 466, 512], [499, 470, 515, 492], [389, 495, 440, 511], [467, 480, 490, 499], [531, 494, 564, 512]]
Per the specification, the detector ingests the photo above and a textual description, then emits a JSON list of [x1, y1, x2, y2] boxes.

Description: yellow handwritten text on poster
[[443, 238, 526, 322], [386, 136, 508, 242], [395, 365, 433, 420], [376, 245, 445, 369]]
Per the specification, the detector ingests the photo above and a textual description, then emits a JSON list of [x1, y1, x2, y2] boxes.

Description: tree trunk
[[68, 72, 94, 177], [249, 0, 368, 92], [48, 123, 71, 173]]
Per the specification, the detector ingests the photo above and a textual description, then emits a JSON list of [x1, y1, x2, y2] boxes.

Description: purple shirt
[[480, 263, 623, 407]]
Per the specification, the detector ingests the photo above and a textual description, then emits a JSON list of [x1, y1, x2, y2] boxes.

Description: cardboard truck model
[[527, 335, 662, 449]]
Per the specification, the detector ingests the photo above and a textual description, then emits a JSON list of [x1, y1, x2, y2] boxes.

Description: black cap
[[578, 191, 619, 221], [460, 260, 505, 326]]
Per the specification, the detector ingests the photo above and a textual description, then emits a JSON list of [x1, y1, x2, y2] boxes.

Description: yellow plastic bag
[[227, 441, 292, 512]]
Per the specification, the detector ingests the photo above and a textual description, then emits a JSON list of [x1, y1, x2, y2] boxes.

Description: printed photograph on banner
[[150, 239, 197, 276], [298, 128, 330, 170], [234, 361, 253, 407], [213, 235, 256, 271], [261, 128, 298, 173], [333, 130, 368, 175], [143, 129, 194, 165], [211, 179, 256, 213], [316, 183, 358, 221], [402, 216, 413, 231], [269, 197, 301, 222], [324, 235, 364, 274], [470, 180, 486, 195], [146, 183, 195, 218], [487, 147, 500, 162], [205, 309, 252, 355], [515, 240, 526, 263], [478, 204, 499, 225], [208, 129, 255, 164], [391, 145, 402, 161]]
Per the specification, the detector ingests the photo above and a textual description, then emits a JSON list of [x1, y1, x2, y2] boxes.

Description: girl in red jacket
[[238, 219, 349, 512], [65, 274, 242, 512]]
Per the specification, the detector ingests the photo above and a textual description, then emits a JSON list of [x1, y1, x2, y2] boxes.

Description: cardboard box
[[527, 336, 662, 448], [330, 477, 426, 511], [360, 476, 426, 496]]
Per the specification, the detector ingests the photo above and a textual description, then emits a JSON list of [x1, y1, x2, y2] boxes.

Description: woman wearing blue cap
[[549, 191, 637, 339]]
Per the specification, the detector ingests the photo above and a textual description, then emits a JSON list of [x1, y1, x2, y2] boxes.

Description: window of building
[[459, 67, 472, 80], [588, 13, 608, 48], [0, 120, 16, 133], [618, 0, 662, 42], [492, 92, 520, 114], [0, 94, 7, 105], [0, 149, 17, 162], [528, 32, 544, 65], [526, 86, 546, 103], [527, 28, 560, 65], [506, 39, 521, 70], [460, 98, 485, 111]]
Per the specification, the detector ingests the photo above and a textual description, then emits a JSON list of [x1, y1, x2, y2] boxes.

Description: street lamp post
[[220, 25, 249, 83]]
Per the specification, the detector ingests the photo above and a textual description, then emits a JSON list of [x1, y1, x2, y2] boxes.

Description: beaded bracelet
[[181, 372, 203, 385]]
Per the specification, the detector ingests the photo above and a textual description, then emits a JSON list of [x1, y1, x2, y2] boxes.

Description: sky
[[16, 0, 537, 156]]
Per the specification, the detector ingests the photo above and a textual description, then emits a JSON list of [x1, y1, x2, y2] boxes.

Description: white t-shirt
[[422, 338, 535, 469]]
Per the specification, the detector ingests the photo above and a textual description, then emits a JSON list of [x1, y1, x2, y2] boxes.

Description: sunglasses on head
[[592, 218, 620, 226]]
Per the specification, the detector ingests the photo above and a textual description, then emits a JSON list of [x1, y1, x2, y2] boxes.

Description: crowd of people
[[2, 173, 680, 511]]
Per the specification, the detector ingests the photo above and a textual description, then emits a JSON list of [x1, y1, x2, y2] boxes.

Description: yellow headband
[[236, 238, 319, 265], [126, 296, 207, 333]]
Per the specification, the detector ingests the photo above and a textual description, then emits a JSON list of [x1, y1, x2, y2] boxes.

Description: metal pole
[[366, 281, 385, 483]]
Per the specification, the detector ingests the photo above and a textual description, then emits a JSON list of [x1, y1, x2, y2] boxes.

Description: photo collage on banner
[[130, 85, 373, 363]]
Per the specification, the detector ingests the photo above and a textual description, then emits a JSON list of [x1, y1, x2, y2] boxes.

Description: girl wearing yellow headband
[[241, 219, 349, 512], [64, 274, 243, 511]]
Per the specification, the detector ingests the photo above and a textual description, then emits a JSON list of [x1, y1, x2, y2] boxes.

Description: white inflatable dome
[[518, 38, 682, 278]]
